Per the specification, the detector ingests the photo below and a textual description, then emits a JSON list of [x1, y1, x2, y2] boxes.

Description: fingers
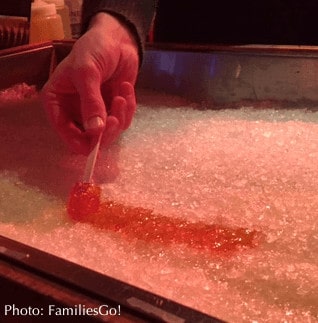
[[101, 116, 121, 148], [109, 82, 136, 130], [42, 63, 137, 154], [72, 64, 106, 136], [100, 82, 136, 149], [41, 68, 97, 155], [41, 88, 91, 155], [118, 82, 136, 130]]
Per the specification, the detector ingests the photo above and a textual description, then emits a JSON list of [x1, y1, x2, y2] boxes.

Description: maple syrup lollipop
[[67, 132, 103, 220], [67, 182, 101, 220]]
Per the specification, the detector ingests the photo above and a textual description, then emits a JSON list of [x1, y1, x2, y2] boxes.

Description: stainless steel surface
[[138, 44, 318, 107], [1, 42, 318, 107]]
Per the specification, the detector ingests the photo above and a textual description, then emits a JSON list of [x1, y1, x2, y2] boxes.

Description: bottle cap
[[31, 0, 57, 17], [44, 0, 65, 8]]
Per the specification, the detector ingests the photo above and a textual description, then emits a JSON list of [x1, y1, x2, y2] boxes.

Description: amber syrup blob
[[67, 182, 101, 221]]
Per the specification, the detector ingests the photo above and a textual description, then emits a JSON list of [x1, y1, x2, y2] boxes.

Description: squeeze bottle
[[44, 0, 72, 39], [30, 0, 64, 43]]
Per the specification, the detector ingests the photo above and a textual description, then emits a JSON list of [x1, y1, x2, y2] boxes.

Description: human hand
[[41, 13, 139, 155]]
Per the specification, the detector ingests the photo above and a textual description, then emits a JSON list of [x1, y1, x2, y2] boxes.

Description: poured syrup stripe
[[67, 182, 263, 253]]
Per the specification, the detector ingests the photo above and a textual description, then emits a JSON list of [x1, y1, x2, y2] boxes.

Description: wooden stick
[[82, 132, 102, 183]]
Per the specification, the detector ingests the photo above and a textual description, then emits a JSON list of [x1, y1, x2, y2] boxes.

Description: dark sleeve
[[81, 0, 157, 64]]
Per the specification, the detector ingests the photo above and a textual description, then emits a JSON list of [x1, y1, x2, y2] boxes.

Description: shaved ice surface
[[0, 89, 317, 323]]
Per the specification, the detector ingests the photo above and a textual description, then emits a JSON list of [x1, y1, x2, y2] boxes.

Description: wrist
[[88, 12, 139, 55]]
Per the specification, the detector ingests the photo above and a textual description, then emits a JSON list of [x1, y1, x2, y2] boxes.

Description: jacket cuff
[[81, 0, 157, 66]]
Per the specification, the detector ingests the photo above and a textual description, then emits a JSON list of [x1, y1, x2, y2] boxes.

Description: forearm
[[81, 0, 157, 63]]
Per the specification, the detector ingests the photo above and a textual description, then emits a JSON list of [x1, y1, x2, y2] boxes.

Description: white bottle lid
[[32, 0, 57, 17], [44, 0, 66, 9]]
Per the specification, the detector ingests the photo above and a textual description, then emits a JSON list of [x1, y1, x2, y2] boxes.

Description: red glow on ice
[[67, 183, 262, 253]]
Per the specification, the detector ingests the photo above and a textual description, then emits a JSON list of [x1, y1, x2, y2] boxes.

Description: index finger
[[72, 63, 107, 135]]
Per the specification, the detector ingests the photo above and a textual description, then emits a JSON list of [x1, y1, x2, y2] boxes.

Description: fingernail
[[85, 116, 104, 130]]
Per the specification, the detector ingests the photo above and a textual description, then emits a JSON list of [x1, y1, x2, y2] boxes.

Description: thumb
[[74, 68, 106, 135]]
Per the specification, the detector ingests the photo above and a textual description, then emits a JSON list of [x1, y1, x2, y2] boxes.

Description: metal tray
[[2, 41, 318, 106], [139, 43, 318, 107], [1, 41, 318, 322]]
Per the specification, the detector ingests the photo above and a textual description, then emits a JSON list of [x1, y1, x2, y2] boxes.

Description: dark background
[[0, 0, 31, 19], [153, 0, 318, 45]]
